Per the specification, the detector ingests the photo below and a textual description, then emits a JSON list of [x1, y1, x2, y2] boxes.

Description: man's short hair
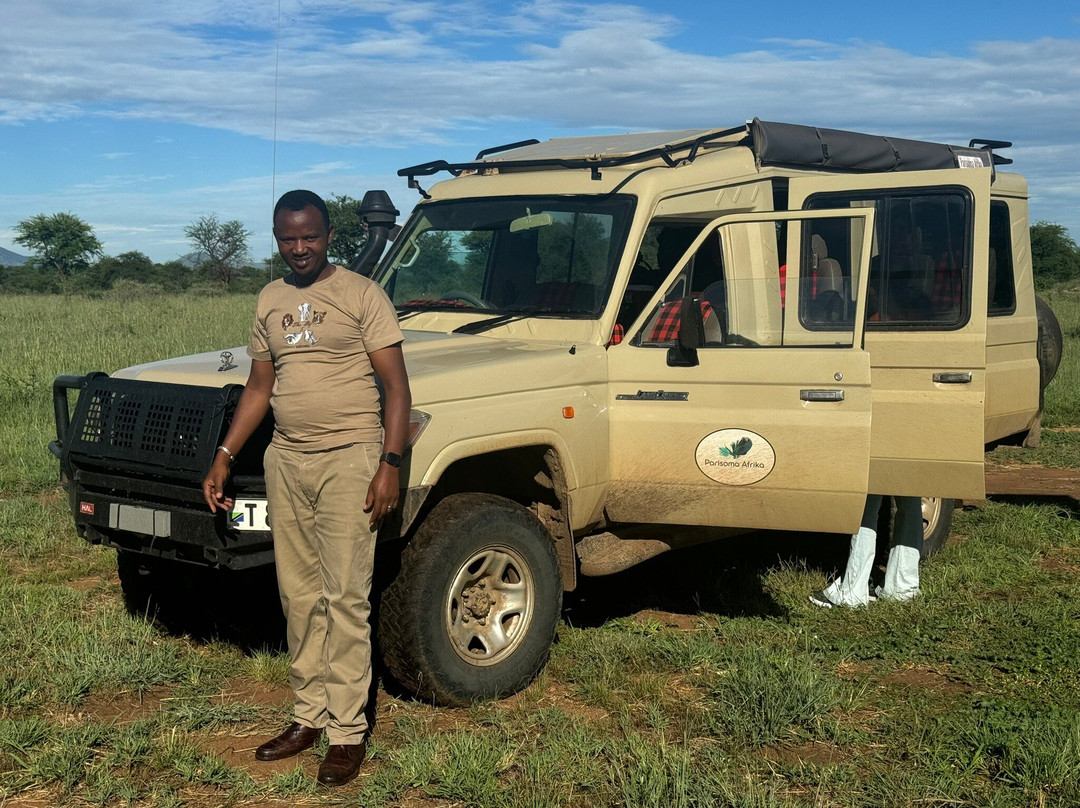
[[274, 190, 331, 231]]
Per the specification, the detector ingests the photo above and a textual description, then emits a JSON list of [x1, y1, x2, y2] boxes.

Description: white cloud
[[1, 0, 1079, 256], [4, 1, 1078, 149]]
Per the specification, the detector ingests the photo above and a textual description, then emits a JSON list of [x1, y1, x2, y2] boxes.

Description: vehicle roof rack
[[398, 120, 1015, 197], [397, 126, 747, 195], [969, 139, 1013, 166]]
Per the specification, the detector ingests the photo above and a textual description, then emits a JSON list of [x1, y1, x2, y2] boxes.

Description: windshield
[[375, 195, 636, 316]]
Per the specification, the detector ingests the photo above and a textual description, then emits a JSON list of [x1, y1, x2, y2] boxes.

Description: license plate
[[229, 499, 270, 531]]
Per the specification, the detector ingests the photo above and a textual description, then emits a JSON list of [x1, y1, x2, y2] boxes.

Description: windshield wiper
[[452, 313, 529, 335], [451, 307, 567, 335]]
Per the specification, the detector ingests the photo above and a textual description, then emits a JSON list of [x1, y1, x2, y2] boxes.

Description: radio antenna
[[269, 0, 282, 280]]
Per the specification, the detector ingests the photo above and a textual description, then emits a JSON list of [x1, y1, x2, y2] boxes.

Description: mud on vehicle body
[[52, 120, 1060, 705]]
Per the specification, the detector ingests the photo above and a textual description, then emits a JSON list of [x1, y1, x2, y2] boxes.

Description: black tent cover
[[749, 119, 998, 173]]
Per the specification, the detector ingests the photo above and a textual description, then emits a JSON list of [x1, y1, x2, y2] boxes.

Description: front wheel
[[378, 493, 562, 706]]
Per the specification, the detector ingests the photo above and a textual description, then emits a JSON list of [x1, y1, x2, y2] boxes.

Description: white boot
[[821, 525, 876, 606], [878, 496, 922, 601], [880, 544, 920, 601]]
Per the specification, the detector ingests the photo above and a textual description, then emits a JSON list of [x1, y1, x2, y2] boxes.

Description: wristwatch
[[379, 452, 402, 468]]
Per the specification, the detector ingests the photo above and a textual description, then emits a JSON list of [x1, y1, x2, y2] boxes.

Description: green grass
[[1041, 287, 1080, 427], [0, 290, 1079, 805], [989, 426, 1080, 468], [0, 294, 254, 492]]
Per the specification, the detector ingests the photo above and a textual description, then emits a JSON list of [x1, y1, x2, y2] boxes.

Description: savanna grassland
[[1, 292, 1079, 808]]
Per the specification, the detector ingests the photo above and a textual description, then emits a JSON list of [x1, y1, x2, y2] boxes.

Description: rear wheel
[[917, 497, 955, 559], [876, 496, 956, 561], [378, 493, 562, 706]]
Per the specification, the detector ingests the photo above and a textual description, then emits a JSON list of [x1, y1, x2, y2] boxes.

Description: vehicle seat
[[911, 226, 939, 298], [699, 281, 728, 344], [810, 234, 844, 297], [644, 298, 722, 345], [607, 323, 625, 347], [615, 253, 663, 338]]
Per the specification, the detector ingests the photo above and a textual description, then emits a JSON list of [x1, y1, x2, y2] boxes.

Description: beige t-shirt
[[247, 267, 404, 450]]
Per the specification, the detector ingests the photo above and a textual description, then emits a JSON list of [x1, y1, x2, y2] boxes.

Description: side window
[[800, 217, 858, 329], [632, 216, 864, 350], [809, 190, 972, 329], [988, 201, 1016, 316], [615, 223, 710, 333]]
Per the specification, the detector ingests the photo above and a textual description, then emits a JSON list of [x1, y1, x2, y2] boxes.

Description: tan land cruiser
[[51, 119, 1061, 706]]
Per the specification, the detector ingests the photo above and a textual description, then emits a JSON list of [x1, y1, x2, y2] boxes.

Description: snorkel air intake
[[349, 190, 400, 277]]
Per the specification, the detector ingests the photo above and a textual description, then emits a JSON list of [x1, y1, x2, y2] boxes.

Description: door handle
[[801, 389, 845, 402], [933, 372, 973, 384]]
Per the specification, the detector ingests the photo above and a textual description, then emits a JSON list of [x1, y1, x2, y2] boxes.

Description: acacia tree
[[326, 194, 366, 267], [14, 212, 102, 289], [184, 214, 252, 288], [1031, 221, 1079, 289]]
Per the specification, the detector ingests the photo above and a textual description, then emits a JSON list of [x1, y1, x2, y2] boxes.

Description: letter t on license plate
[[229, 499, 270, 531]]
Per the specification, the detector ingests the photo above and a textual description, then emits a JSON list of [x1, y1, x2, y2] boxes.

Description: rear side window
[[631, 214, 868, 350], [808, 190, 972, 330], [988, 201, 1016, 316]]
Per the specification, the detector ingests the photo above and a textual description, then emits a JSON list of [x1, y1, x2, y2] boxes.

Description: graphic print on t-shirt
[[281, 302, 326, 346]]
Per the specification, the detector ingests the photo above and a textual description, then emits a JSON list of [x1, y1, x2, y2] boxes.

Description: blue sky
[[2, 0, 1078, 263]]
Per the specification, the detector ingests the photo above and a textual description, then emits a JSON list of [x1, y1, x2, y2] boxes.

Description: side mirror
[[666, 295, 704, 367]]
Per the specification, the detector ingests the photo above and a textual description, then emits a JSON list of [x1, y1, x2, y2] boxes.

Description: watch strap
[[379, 451, 402, 468]]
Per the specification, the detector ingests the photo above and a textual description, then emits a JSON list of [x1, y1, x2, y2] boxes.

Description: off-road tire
[[378, 493, 562, 707], [118, 548, 162, 617], [117, 551, 201, 632], [876, 496, 956, 561], [116, 550, 284, 647], [1035, 295, 1063, 392], [916, 497, 955, 559], [1024, 296, 1064, 447]]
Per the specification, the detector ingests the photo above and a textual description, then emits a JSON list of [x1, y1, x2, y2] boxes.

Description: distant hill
[[178, 251, 208, 269], [0, 247, 28, 266]]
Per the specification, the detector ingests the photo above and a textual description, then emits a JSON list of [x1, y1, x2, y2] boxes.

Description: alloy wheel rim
[[921, 497, 942, 538]]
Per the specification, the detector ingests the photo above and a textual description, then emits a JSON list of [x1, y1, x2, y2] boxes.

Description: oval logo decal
[[695, 429, 775, 485]]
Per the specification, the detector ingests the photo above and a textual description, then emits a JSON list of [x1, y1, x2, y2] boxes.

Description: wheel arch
[[418, 431, 579, 490], [405, 439, 578, 591]]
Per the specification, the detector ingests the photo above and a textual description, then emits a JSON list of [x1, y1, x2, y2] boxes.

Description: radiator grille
[[66, 377, 238, 481]]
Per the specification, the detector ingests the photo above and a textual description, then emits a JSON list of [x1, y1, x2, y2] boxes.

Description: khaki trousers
[[264, 441, 380, 744]]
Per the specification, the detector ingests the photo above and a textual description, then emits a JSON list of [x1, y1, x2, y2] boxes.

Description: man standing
[[203, 189, 410, 786]]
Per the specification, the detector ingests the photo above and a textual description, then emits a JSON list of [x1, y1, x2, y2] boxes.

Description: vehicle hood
[[111, 329, 606, 403]]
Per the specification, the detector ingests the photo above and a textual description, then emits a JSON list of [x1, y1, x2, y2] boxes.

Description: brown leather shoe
[[254, 722, 323, 761], [317, 741, 367, 786]]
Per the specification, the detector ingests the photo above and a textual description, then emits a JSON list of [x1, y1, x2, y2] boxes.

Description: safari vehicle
[[51, 119, 1060, 706]]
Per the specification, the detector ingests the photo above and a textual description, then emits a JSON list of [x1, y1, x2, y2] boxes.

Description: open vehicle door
[[790, 169, 989, 499], [606, 209, 875, 534]]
